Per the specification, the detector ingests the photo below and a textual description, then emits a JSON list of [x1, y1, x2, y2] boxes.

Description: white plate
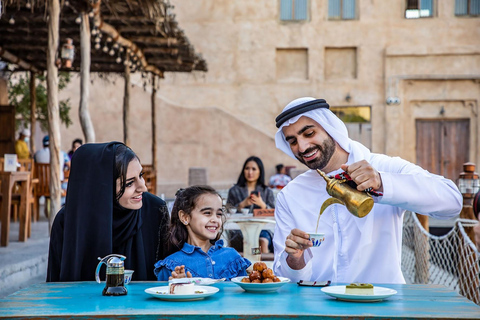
[[231, 276, 290, 293], [321, 285, 397, 302], [144, 286, 219, 301]]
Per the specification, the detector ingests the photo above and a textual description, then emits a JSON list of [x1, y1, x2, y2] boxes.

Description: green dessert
[[345, 283, 374, 295]]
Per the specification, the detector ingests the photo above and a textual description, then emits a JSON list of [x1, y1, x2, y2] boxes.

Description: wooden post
[[151, 74, 157, 172], [414, 214, 430, 284], [29, 71, 36, 155], [79, 12, 95, 143], [46, 0, 62, 230], [123, 55, 130, 146]]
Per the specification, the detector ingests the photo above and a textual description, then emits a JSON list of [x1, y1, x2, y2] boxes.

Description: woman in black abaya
[[47, 142, 169, 281]]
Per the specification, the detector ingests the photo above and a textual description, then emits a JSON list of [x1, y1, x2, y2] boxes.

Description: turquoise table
[[0, 282, 479, 319]]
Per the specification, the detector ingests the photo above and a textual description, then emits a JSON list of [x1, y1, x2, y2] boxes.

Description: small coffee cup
[[308, 233, 325, 247], [241, 208, 250, 215], [124, 269, 134, 285]]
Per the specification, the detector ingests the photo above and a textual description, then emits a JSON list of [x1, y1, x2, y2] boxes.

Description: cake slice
[[345, 283, 374, 295], [168, 282, 195, 295]]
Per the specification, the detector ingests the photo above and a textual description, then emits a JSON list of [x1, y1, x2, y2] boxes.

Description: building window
[[405, 0, 434, 19], [328, 0, 356, 20], [276, 48, 309, 81], [455, 0, 480, 16], [280, 0, 308, 21]]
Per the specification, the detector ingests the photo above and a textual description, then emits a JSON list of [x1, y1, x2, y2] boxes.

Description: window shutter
[[472, 0, 480, 15], [420, 0, 433, 16], [455, 0, 468, 15], [329, 0, 341, 19], [343, 0, 356, 19], [294, 0, 308, 20], [280, 0, 293, 20]]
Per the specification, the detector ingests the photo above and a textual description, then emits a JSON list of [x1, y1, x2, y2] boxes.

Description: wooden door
[[0, 105, 15, 157], [416, 119, 470, 181]]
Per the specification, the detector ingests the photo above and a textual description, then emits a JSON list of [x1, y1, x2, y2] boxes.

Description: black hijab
[[47, 142, 169, 282]]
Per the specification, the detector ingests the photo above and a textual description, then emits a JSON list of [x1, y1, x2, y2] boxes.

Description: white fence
[[402, 212, 479, 305]]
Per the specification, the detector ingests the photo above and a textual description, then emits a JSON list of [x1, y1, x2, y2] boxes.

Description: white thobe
[[273, 153, 462, 284]]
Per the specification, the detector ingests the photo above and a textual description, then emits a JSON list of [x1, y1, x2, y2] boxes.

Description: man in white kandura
[[272, 97, 463, 284]]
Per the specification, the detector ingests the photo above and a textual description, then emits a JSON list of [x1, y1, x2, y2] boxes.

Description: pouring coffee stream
[[315, 169, 374, 232]]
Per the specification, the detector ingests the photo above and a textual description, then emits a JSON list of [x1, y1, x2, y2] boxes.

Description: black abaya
[[46, 142, 169, 282]]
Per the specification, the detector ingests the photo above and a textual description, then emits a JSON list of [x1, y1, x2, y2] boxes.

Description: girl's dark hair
[[114, 144, 141, 201], [236, 156, 266, 188], [72, 138, 83, 148], [166, 185, 225, 256]]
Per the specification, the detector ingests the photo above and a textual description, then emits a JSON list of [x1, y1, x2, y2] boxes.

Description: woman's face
[[243, 160, 260, 183], [72, 142, 81, 152], [116, 158, 147, 210]]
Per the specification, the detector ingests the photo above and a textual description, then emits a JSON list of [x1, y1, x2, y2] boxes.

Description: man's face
[[282, 116, 336, 170]]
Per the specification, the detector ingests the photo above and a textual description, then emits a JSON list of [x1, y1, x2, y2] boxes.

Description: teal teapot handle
[[95, 254, 126, 283]]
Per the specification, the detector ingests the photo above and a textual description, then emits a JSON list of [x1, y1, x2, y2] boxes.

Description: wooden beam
[[29, 71, 36, 155], [91, 1, 163, 78], [79, 12, 96, 144], [0, 47, 40, 73], [123, 55, 130, 147], [129, 36, 177, 46], [47, 0, 62, 230], [142, 47, 179, 54], [151, 74, 157, 173], [103, 15, 165, 23]]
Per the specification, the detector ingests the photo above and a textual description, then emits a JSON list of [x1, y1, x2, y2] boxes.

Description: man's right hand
[[285, 228, 312, 270]]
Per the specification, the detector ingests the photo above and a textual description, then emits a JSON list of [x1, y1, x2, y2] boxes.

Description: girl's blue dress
[[154, 239, 251, 281]]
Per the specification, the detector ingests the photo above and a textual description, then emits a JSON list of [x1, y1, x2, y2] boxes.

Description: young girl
[[154, 185, 251, 280]]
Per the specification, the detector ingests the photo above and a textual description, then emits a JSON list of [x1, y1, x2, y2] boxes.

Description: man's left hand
[[341, 160, 383, 193]]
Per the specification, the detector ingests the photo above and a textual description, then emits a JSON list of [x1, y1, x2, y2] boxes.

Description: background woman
[[47, 142, 169, 281], [227, 156, 275, 253]]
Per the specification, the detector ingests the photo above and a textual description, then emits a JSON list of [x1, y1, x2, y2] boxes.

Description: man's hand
[[169, 265, 192, 279], [474, 222, 480, 252], [285, 228, 312, 270], [341, 160, 383, 192]]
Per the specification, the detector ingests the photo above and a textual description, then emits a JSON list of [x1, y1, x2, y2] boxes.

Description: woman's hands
[[169, 265, 192, 280], [239, 192, 267, 210]]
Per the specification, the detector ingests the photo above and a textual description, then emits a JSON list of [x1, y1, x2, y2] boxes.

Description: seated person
[[269, 164, 292, 189], [47, 142, 170, 281], [154, 185, 250, 280], [227, 156, 275, 253]]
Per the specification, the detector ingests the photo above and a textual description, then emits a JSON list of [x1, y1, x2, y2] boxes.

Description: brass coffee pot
[[316, 169, 374, 218]]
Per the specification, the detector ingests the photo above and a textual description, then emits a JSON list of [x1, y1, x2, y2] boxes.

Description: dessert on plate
[[345, 283, 374, 295], [168, 281, 195, 295]]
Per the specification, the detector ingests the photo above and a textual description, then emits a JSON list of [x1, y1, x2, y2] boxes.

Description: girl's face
[[243, 160, 260, 183], [181, 193, 224, 242], [116, 158, 147, 210]]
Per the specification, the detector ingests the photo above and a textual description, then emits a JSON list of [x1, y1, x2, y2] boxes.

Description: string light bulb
[[102, 45, 108, 53], [9, 17, 15, 25], [75, 16, 81, 24], [94, 43, 101, 50], [109, 49, 115, 56], [25, 2, 31, 9], [116, 57, 122, 64]]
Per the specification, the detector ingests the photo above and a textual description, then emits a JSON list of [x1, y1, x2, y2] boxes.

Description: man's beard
[[295, 136, 336, 170]]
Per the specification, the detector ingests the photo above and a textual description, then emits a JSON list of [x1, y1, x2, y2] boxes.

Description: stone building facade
[[58, 1, 480, 196]]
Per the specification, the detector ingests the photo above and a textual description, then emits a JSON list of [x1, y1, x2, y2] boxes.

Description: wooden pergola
[[0, 0, 207, 227]]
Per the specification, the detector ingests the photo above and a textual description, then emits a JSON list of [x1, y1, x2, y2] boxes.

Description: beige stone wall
[[58, 1, 480, 195]]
